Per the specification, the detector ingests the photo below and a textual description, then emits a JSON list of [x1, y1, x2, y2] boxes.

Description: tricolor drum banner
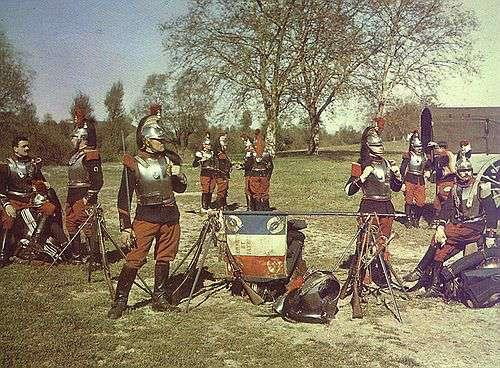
[[224, 213, 288, 282]]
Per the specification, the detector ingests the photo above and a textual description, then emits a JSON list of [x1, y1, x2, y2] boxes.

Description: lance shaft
[[222, 210, 406, 218]]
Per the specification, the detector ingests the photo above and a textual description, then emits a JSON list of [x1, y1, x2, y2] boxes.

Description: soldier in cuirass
[[344, 125, 403, 284], [430, 141, 456, 216], [0, 135, 66, 265], [193, 134, 217, 212], [108, 107, 187, 319], [65, 109, 103, 263], [403, 156, 497, 296], [244, 129, 274, 211], [213, 132, 232, 209], [400, 131, 431, 228]]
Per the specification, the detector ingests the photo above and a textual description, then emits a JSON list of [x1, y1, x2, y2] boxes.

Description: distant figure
[[244, 129, 274, 210], [213, 132, 232, 209], [400, 131, 431, 228], [193, 136, 217, 212]]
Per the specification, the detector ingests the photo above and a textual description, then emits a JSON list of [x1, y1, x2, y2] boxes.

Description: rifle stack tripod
[[36, 203, 152, 301]]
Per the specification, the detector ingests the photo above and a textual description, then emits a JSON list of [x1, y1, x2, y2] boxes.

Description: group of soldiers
[[345, 119, 497, 297], [0, 108, 497, 320], [192, 128, 274, 212]]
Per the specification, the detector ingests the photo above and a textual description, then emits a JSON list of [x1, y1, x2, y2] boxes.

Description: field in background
[[0, 145, 498, 368]]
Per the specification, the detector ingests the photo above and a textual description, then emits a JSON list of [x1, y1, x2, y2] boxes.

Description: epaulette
[[84, 148, 100, 161], [351, 162, 362, 177], [122, 154, 136, 171], [165, 149, 182, 165]]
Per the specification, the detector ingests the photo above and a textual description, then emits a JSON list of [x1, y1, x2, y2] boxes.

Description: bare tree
[[355, 0, 479, 116], [161, 0, 300, 154], [288, 0, 383, 154]]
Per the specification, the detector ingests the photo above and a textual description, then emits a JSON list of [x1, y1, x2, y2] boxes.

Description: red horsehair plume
[[74, 107, 86, 127], [374, 116, 385, 132], [149, 103, 162, 116], [254, 129, 265, 157]]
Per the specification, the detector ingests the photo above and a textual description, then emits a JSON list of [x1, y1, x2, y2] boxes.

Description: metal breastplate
[[252, 154, 272, 172], [455, 184, 482, 221], [199, 152, 217, 170], [68, 151, 90, 188], [135, 155, 175, 206], [362, 160, 391, 201], [6, 157, 37, 196], [408, 152, 425, 176]]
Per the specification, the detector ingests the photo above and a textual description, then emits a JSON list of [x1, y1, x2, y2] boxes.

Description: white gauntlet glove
[[359, 165, 374, 183], [435, 225, 447, 246]]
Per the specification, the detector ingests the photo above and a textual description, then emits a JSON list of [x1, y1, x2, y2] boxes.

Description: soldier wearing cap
[[65, 108, 103, 263], [403, 155, 497, 296], [400, 131, 431, 228], [0, 134, 65, 265], [193, 134, 218, 212], [108, 106, 187, 319]]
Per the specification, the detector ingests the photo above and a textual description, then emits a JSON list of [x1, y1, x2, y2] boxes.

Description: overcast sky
[[1, 0, 499, 130]]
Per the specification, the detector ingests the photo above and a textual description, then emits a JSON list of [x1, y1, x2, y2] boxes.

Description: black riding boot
[[246, 195, 252, 211], [28, 215, 48, 248], [403, 245, 437, 282], [261, 198, 271, 211], [423, 262, 444, 297], [151, 262, 179, 312], [412, 205, 423, 228], [67, 234, 84, 263], [404, 204, 413, 228], [201, 193, 212, 211], [107, 264, 138, 319]]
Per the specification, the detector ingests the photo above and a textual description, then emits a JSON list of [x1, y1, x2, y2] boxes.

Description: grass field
[[1, 144, 498, 368]]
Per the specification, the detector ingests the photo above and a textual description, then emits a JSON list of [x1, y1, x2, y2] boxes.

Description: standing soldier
[[65, 109, 103, 263], [400, 131, 430, 228], [403, 156, 497, 296], [0, 135, 66, 265], [244, 129, 274, 211], [193, 135, 217, 212], [108, 109, 187, 319], [430, 141, 456, 220], [214, 132, 232, 209], [344, 126, 403, 279]]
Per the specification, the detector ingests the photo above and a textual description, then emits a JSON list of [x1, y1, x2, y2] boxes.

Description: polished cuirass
[[362, 159, 391, 201], [454, 183, 482, 222], [407, 152, 426, 176], [134, 155, 175, 206], [5, 157, 40, 196], [68, 151, 91, 188]]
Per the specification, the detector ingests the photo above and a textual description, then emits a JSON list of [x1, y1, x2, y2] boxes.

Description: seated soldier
[[403, 156, 497, 296], [0, 134, 67, 265]]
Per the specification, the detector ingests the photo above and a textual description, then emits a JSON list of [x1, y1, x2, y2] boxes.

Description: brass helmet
[[365, 127, 384, 156], [456, 156, 473, 182]]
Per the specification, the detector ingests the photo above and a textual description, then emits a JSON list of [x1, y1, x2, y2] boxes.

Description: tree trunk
[[307, 114, 321, 155], [264, 105, 278, 156]]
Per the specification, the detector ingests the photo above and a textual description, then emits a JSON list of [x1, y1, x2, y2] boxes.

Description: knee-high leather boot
[[107, 264, 138, 319], [151, 262, 179, 312]]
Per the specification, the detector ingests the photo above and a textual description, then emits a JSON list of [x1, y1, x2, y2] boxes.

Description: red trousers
[[434, 222, 484, 262], [126, 220, 180, 268], [200, 175, 216, 194], [65, 199, 94, 237], [357, 215, 393, 259], [215, 177, 229, 200], [1, 199, 55, 230], [248, 176, 270, 200], [404, 181, 426, 206]]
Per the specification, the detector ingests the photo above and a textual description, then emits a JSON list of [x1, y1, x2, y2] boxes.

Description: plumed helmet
[[72, 114, 97, 147], [136, 114, 167, 148], [364, 127, 384, 155], [456, 156, 473, 172], [409, 131, 422, 152], [254, 129, 265, 157]]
